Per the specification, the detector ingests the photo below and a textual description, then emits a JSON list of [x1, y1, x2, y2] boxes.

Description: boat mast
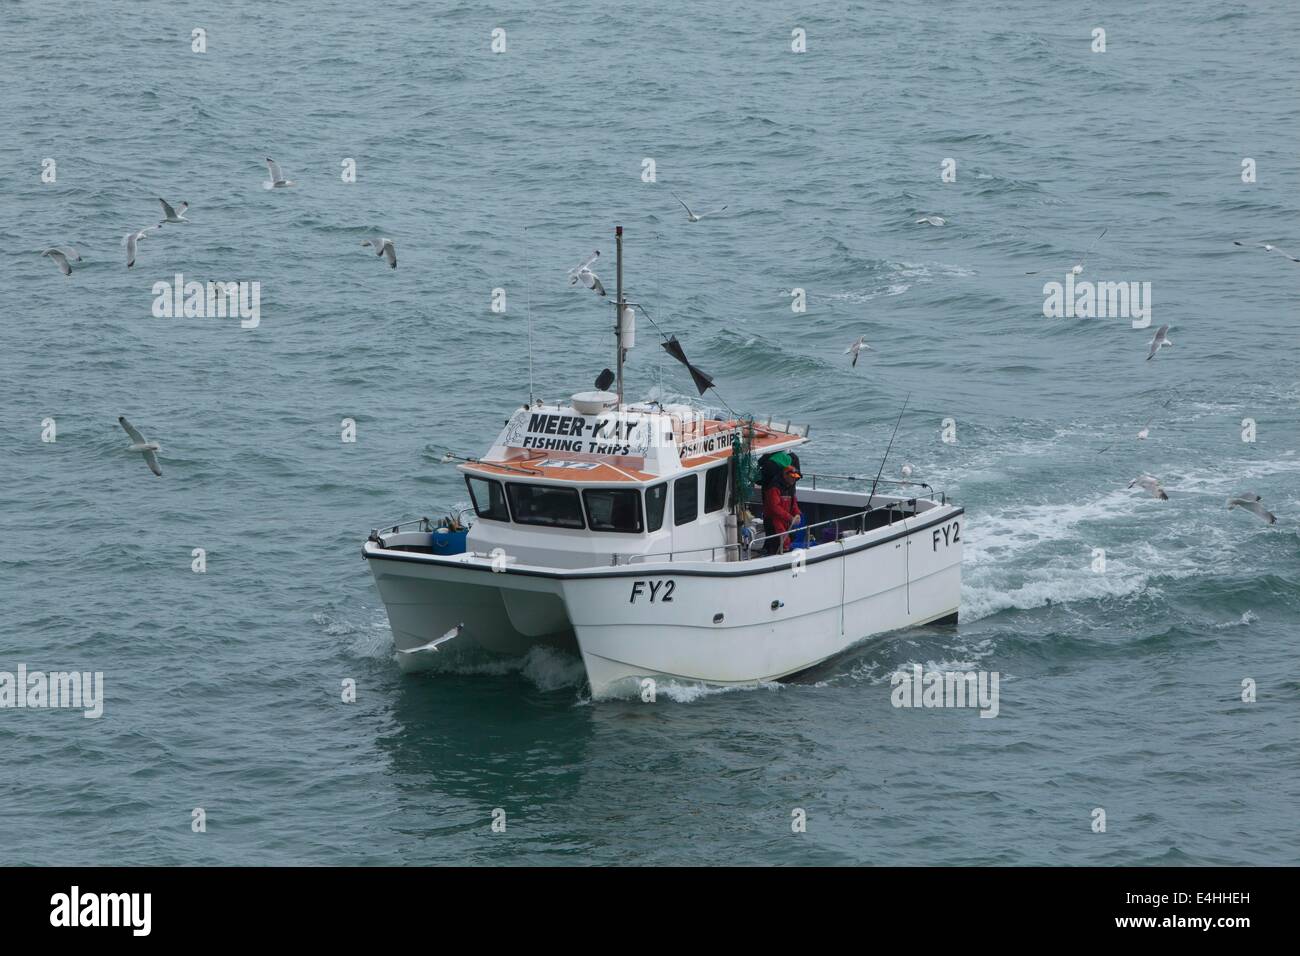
[[615, 225, 625, 406]]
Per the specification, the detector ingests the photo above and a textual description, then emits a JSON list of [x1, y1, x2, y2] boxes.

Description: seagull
[[567, 250, 606, 296], [1026, 227, 1107, 276], [914, 216, 946, 226], [672, 193, 726, 222], [1096, 391, 1182, 455], [264, 157, 295, 189], [1227, 493, 1276, 524], [41, 247, 80, 276], [1232, 240, 1300, 263], [1070, 228, 1107, 275], [1146, 324, 1173, 361], [158, 198, 189, 224], [900, 463, 914, 478], [397, 623, 464, 654], [118, 416, 162, 477], [121, 228, 155, 268], [1128, 474, 1168, 500], [845, 335, 872, 368], [361, 237, 397, 269], [1097, 419, 1155, 455]]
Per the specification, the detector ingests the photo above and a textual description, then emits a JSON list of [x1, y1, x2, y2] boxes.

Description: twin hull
[[366, 508, 963, 698]]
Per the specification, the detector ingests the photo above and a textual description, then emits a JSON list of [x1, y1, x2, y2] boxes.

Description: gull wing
[[1078, 226, 1108, 264], [1246, 501, 1276, 523], [142, 449, 162, 477], [381, 240, 396, 269], [671, 192, 695, 218], [43, 249, 72, 275], [1146, 325, 1168, 360], [397, 623, 464, 654], [568, 250, 599, 279], [266, 157, 284, 182], [158, 197, 177, 219], [118, 416, 146, 444]]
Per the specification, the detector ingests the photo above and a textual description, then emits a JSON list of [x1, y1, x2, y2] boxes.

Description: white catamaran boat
[[363, 227, 963, 698]]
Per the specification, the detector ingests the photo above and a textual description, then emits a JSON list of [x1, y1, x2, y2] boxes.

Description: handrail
[[625, 494, 920, 565], [369, 509, 474, 541], [802, 471, 944, 504]]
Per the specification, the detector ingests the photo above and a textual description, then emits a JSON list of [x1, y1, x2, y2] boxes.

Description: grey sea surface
[[1, 0, 1297, 864]]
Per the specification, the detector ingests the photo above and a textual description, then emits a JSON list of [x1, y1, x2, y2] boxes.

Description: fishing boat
[[362, 227, 963, 698]]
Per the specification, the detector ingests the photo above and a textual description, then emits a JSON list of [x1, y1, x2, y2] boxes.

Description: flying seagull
[[672, 193, 727, 222], [41, 247, 80, 276], [361, 237, 397, 269], [845, 335, 872, 368], [1146, 324, 1173, 361], [567, 250, 606, 296], [914, 216, 946, 226], [1128, 474, 1168, 500], [121, 228, 155, 268], [1097, 418, 1154, 455], [397, 623, 464, 654], [1096, 391, 1182, 455], [1026, 227, 1107, 276], [1232, 240, 1300, 263], [158, 198, 189, 225], [118, 416, 162, 477], [1070, 227, 1107, 275], [264, 157, 295, 189], [900, 463, 914, 478], [1227, 493, 1276, 524]]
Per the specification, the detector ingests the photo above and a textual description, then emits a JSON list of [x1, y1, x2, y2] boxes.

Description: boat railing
[[367, 509, 474, 543], [621, 496, 920, 566], [801, 472, 945, 505]]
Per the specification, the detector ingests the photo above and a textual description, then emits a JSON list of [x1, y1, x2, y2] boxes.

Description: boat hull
[[564, 512, 962, 696], [364, 507, 962, 696]]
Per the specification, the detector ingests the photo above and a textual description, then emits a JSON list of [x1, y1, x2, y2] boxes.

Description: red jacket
[[763, 483, 801, 537]]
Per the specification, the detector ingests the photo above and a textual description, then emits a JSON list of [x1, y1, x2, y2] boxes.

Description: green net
[[731, 418, 760, 509]]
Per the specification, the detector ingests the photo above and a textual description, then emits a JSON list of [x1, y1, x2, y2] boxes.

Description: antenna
[[869, 392, 911, 503], [524, 225, 534, 405], [615, 225, 625, 406]]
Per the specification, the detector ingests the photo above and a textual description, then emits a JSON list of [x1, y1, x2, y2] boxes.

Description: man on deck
[[762, 451, 802, 555]]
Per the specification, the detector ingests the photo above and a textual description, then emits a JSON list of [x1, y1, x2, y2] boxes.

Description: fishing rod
[[869, 392, 911, 503]]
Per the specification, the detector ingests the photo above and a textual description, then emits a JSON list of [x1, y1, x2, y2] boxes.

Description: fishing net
[[731, 418, 760, 510]]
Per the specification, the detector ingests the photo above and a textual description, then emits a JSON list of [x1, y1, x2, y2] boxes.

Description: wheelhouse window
[[645, 482, 667, 533], [674, 474, 698, 525], [583, 488, 643, 533], [704, 463, 729, 513], [466, 476, 510, 522], [506, 482, 586, 529]]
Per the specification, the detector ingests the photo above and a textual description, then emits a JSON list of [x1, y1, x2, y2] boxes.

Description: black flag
[[660, 336, 715, 396]]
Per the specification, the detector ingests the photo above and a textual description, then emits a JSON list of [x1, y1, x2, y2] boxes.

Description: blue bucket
[[431, 529, 468, 555]]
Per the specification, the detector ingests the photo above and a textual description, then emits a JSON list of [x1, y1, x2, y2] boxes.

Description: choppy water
[[2, 0, 1298, 865]]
